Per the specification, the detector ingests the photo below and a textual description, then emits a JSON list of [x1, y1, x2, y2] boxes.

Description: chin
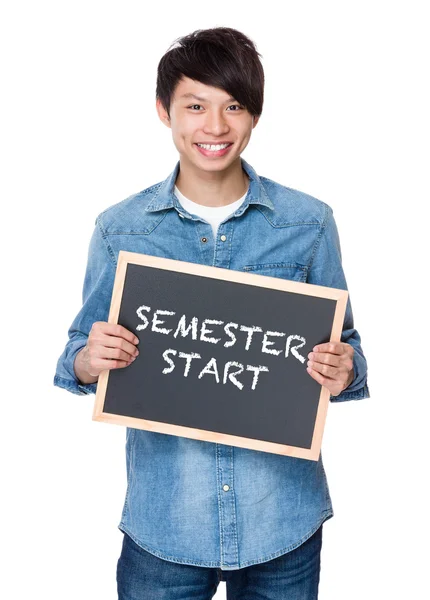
[[196, 154, 240, 169]]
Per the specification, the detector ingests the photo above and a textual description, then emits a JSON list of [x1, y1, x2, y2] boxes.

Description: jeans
[[116, 525, 322, 599]]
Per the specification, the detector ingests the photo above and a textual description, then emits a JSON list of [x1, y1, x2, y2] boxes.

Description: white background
[[1, 1, 429, 598]]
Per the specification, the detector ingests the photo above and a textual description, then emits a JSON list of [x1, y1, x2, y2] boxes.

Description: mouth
[[194, 142, 234, 158]]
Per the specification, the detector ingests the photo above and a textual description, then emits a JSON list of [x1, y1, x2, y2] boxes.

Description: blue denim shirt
[[54, 158, 369, 569]]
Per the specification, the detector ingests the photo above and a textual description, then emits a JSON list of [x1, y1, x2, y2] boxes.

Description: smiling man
[[54, 27, 369, 600]]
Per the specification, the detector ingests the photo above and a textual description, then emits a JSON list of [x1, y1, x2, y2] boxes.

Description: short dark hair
[[156, 27, 264, 119]]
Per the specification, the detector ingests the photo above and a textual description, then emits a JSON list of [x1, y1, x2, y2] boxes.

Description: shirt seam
[[215, 444, 225, 566], [307, 203, 331, 272], [254, 205, 323, 229], [121, 428, 136, 522], [118, 511, 333, 569], [96, 216, 117, 267], [229, 445, 239, 565]]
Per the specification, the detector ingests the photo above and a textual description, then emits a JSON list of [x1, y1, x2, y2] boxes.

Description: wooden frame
[[93, 251, 348, 461]]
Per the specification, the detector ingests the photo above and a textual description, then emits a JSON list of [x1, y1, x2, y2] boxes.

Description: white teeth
[[197, 143, 230, 151]]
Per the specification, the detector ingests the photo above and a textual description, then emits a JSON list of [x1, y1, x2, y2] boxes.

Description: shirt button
[[220, 235, 227, 242], [201, 237, 208, 243], [223, 484, 230, 492], [179, 213, 184, 218]]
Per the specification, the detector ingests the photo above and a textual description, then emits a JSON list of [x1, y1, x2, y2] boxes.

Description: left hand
[[307, 342, 354, 397]]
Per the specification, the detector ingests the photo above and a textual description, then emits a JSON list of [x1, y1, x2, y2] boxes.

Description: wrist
[[345, 367, 355, 390], [74, 346, 98, 385]]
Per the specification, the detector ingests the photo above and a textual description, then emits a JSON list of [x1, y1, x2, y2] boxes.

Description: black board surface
[[102, 262, 337, 450]]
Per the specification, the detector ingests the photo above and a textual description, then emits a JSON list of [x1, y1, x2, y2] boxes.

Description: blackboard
[[93, 251, 348, 461]]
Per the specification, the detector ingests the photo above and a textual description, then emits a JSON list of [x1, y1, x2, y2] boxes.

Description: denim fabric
[[54, 157, 369, 569], [117, 526, 322, 599]]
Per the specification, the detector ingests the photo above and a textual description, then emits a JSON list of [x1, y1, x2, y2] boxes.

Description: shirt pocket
[[242, 262, 308, 283]]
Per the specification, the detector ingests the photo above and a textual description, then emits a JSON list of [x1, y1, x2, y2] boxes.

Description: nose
[[203, 109, 230, 136]]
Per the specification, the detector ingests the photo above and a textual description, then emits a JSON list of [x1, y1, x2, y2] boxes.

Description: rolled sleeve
[[307, 204, 370, 402], [53, 216, 117, 396]]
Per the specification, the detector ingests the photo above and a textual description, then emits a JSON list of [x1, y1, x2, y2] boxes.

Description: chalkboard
[[93, 251, 348, 461]]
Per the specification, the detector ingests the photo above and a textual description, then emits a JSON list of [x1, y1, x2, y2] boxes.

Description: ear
[[156, 98, 171, 128], [252, 115, 260, 129]]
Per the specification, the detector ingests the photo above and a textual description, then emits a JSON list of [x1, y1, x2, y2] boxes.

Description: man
[[54, 26, 369, 599]]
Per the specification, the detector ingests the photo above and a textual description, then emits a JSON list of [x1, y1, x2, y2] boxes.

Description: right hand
[[74, 322, 139, 383]]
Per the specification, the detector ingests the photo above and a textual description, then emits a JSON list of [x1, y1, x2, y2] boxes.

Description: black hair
[[156, 27, 264, 119]]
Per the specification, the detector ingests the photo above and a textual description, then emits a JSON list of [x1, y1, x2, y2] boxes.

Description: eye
[[187, 104, 243, 112]]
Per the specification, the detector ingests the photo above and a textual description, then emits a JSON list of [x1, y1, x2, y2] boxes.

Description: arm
[[53, 217, 137, 395], [306, 204, 370, 402]]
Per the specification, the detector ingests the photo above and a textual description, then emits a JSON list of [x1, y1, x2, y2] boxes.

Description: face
[[156, 76, 260, 174]]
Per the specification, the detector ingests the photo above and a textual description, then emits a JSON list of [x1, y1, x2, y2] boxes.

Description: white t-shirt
[[174, 185, 248, 238]]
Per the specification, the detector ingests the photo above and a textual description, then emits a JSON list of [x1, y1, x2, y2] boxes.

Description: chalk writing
[[136, 304, 306, 391]]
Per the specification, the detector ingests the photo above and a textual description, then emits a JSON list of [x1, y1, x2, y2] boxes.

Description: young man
[[54, 27, 369, 599]]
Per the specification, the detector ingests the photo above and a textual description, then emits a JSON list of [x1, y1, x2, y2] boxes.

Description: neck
[[175, 156, 249, 207]]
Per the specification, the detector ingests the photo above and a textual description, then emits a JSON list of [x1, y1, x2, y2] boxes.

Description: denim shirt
[[54, 158, 369, 569]]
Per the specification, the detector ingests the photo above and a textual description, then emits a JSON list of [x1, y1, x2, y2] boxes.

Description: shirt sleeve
[[307, 204, 370, 402], [53, 217, 117, 395]]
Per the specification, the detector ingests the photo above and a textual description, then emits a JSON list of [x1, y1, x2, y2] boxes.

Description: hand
[[306, 342, 354, 397], [74, 322, 140, 384]]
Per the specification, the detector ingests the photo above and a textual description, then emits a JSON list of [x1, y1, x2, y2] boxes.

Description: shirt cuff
[[53, 374, 97, 396], [330, 382, 370, 402]]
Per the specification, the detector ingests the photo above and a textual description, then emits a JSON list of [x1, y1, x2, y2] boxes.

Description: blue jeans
[[117, 525, 322, 599]]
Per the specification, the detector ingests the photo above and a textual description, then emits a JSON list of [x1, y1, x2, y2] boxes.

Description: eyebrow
[[179, 93, 237, 103]]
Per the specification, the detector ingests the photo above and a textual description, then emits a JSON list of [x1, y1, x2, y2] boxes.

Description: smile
[[194, 143, 233, 157]]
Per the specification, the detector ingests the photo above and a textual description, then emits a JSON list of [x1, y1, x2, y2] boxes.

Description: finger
[[102, 346, 139, 363], [307, 366, 332, 386], [306, 366, 341, 396], [307, 360, 339, 379], [99, 333, 139, 358], [307, 351, 341, 368], [312, 342, 344, 355], [91, 357, 135, 375], [94, 322, 139, 345]]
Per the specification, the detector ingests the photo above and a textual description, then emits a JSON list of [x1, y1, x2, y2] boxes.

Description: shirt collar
[[145, 158, 275, 213]]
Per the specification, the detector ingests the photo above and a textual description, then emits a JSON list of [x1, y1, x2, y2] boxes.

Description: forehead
[[173, 76, 236, 103]]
